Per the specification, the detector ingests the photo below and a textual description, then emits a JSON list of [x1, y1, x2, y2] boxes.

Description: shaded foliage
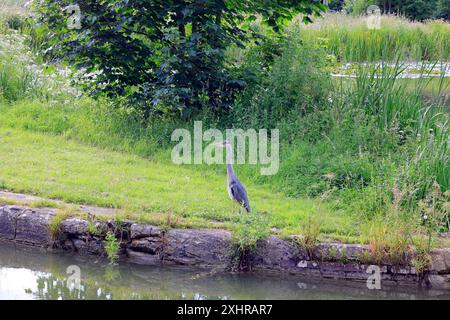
[[345, 0, 450, 21], [34, 0, 326, 118]]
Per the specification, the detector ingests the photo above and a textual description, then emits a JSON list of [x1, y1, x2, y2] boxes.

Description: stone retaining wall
[[1, 204, 449, 291]]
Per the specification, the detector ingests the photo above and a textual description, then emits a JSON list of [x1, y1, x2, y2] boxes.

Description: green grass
[[299, 13, 450, 62], [0, 125, 355, 238], [332, 77, 450, 107]]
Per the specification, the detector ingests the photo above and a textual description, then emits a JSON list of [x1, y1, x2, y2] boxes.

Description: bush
[[6, 14, 24, 30], [0, 33, 47, 101], [438, 0, 450, 20], [232, 27, 331, 130], [344, 0, 375, 15], [33, 0, 326, 119], [104, 231, 120, 264]]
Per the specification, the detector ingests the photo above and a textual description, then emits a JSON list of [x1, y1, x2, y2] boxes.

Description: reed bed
[[297, 13, 450, 62]]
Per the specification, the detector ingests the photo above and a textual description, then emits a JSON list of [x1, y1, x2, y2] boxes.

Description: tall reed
[[298, 13, 450, 62], [345, 60, 449, 200]]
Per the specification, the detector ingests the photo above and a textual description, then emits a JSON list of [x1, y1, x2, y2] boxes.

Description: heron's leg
[[230, 202, 236, 223]]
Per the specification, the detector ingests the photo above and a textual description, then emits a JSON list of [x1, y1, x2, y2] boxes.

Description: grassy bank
[[0, 125, 355, 238], [0, 4, 448, 256]]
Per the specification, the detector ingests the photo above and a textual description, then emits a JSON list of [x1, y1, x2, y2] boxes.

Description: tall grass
[[352, 61, 423, 130], [0, 0, 27, 19], [298, 13, 450, 62], [0, 33, 46, 101], [231, 28, 331, 131], [413, 106, 449, 195], [0, 21, 72, 102], [1, 0, 52, 61], [336, 61, 449, 204]]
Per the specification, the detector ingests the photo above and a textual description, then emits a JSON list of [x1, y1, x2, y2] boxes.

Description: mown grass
[[0, 125, 355, 238], [299, 13, 450, 62]]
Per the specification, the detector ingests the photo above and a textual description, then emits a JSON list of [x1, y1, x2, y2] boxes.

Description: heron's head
[[215, 140, 231, 148]]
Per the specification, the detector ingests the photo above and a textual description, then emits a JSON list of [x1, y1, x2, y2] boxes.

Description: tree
[[377, 0, 439, 20], [344, 0, 445, 20], [328, 0, 345, 11], [34, 0, 327, 119], [437, 0, 450, 20], [400, 0, 438, 20]]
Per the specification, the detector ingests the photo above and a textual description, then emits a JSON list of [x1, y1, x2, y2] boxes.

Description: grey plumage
[[220, 141, 251, 213], [228, 178, 251, 213]]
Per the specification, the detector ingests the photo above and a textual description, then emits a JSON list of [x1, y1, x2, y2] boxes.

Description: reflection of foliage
[[103, 265, 121, 283], [32, 274, 86, 300], [28, 272, 219, 300]]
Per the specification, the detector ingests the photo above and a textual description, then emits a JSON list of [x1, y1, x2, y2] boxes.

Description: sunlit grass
[[298, 13, 450, 62], [0, 127, 355, 238]]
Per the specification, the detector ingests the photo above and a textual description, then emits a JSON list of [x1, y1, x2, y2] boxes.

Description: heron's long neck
[[225, 145, 235, 179]]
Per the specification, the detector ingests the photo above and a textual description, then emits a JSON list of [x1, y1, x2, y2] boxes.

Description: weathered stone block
[[129, 237, 163, 254], [126, 250, 162, 265], [315, 243, 369, 262], [444, 249, 450, 271], [0, 206, 22, 240], [60, 218, 89, 235], [430, 249, 450, 273], [15, 208, 55, 246], [68, 237, 105, 255], [130, 224, 162, 239], [427, 274, 450, 290], [164, 228, 232, 266], [251, 236, 304, 270]]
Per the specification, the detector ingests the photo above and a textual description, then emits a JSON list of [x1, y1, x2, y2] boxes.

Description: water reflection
[[0, 242, 449, 300]]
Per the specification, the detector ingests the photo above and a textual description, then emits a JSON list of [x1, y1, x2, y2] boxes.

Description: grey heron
[[217, 140, 251, 214]]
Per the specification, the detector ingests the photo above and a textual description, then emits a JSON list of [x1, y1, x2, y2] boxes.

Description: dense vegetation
[[0, 1, 449, 260], [300, 13, 450, 62], [338, 0, 450, 21], [33, 0, 326, 118]]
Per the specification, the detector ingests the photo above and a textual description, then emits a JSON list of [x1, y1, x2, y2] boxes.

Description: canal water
[[0, 242, 449, 300]]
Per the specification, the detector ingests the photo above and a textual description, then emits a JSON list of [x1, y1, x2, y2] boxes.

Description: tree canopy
[[34, 0, 327, 118]]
